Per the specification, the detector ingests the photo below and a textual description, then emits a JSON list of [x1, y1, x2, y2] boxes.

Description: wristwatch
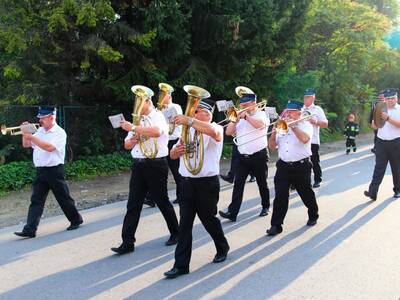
[[188, 117, 194, 127]]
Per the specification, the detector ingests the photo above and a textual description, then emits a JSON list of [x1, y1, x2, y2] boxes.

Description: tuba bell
[[182, 85, 211, 175], [373, 101, 388, 129], [131, 85, 158, 159], [157, 83, 176, 135]]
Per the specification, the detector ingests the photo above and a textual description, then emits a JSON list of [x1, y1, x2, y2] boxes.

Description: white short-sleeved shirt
[[161, 102, 183, 140], [125, 109, 169, 158], [236, 111, 270, 155], [32, 123, 66, 167], [276, 121, 313, 162], [302, 104, 328, 145], [378, 103, 400, 140], [176, 123, 223, 178]]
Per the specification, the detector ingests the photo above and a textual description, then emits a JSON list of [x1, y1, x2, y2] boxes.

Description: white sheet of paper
[[163, 106, 178, 123], [265, 107, 278, 119], [108, 113, 125, 128], [216, 100, 227, 112], [20, 123, 38, 134]]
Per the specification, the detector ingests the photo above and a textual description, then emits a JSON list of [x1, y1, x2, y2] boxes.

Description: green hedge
[[0, 152, 132, 192]]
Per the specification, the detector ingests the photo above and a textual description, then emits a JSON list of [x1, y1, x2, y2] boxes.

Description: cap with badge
[[285, 99, 303, 110], [37, 106, 57, 118], [240, 93, 257, 104], [383, 88, 398, 98], [304, 88, 316, 97], [198, 98, 215, 113]]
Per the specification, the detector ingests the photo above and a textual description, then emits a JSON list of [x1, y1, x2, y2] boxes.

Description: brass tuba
[[158, 83, 176, 135], [131, 85, 158, 158], [373, 101, 388, 129], [182, 85, 211, 175], [1, 123, 40, 135]]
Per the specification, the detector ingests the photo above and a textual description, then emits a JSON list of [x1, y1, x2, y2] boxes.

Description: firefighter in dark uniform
[[344, 113, 359, 154]]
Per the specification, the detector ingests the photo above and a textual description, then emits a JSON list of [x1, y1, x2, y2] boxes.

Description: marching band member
[[158, 84, 184, 204], [111, 87, 179, 254], [164, 99, 229, 279], [364, 89, 400, 201], [219, 93, 270, 221], [369, 91, 385, 153], [15, 106, 83, 238], [267, 100, 319, 236], [303, 89, 328, 188]]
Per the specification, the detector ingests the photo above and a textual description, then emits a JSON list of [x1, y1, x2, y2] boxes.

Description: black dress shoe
[[220, 174, 234, 184], [14, 231, 36, 238], [172, 198, 180, 204], [165, 235, 178, 246], [144, 198, 156, 207], [259, 207, 269, 217], [364, 190, 377, 201], [213, 245, 230, 263], [66, 220, 83, 231], [312, 181, 321, 188], [394, 192, 400, 198], [164, 267, 189, 279], [266, 225, 283, 236], [248, 176, 256, 183], [111, 243, 135, 254], [306, 219, 318, 226], [219, 210, 236, 222]]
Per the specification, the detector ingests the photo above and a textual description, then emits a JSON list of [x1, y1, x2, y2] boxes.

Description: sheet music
[[20, 123, 38, 134], [108, 114, 125, 128]]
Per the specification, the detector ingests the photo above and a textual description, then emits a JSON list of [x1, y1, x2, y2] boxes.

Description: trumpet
[[217, 100, 267, 126], [233, 111, 316, 146], [1, 123, 40, 136]]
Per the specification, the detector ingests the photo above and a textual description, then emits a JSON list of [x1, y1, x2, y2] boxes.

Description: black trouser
[[226, 144, 240, 179], [228, 148, 270, 217], [368, 137, 400, 197], [311, 143, 322, 183], [346, 137, 356, 153], [23, 165, 82, 234], [167, 138, 183, 200], [271, 159, 318, 226], [174, 175, 229, 269], [121, 157, 179, 244]]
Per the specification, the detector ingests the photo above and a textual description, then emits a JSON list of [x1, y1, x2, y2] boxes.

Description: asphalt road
[[1, 141, 399, 300]]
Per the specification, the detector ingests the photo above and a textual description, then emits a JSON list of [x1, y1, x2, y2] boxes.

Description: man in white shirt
[[267, 100, 319, 236], [303, 89, 328, 188], [158, 86, 183, 204], [364, 89, 400, 201], [14, 106, 83, 238], [111, 88, 179, 255], [164, 99, 229, 279], [219, 93, 270, 221]]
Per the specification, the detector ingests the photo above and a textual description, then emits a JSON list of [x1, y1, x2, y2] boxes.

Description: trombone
[[217, 100, 267, 127], [1, 123, 40, 136], [233, 111, 316, 146]]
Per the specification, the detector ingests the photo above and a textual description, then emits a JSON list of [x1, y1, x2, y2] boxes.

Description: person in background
[[303, 88, 329, 188], [344, 113, 359, 154]]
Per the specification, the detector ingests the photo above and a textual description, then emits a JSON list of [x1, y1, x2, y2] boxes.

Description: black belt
[[280, 158, 309, 166], [132, 156, 166, 163], [36, 164, 63, 170], [377, 137, 400, 143], [241, 148, 266, 158]]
